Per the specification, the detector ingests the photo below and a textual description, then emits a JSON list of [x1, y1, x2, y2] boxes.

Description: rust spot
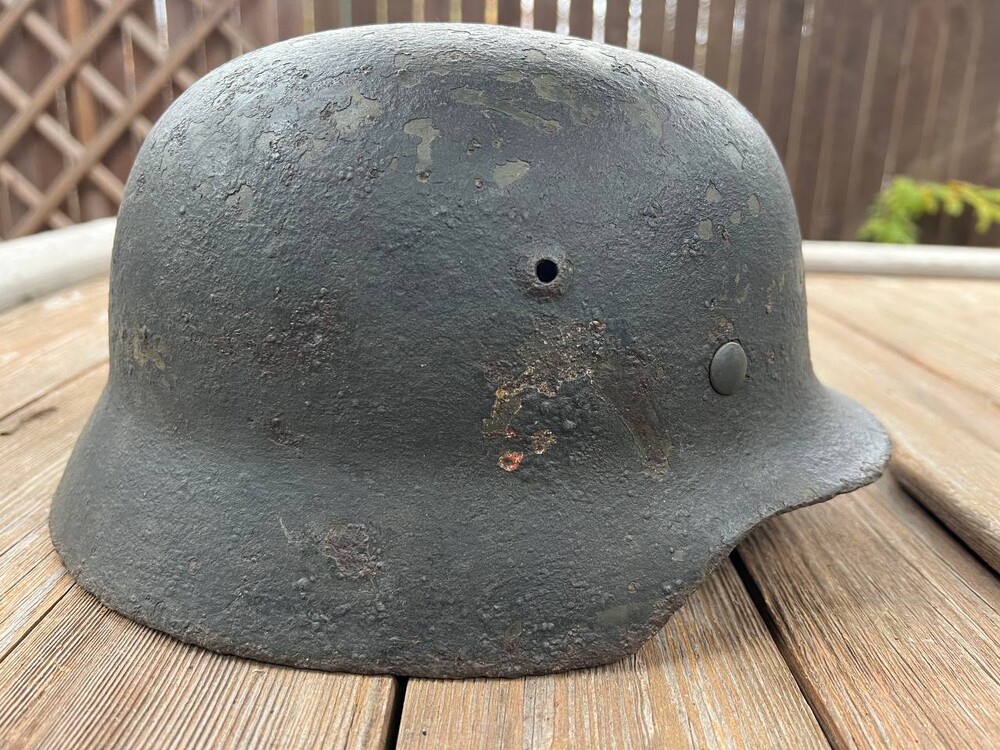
[[123, 325, 166, 370], [708, 316, 735, 342], [530, 429, 556, 454], [324, 524, 379, 579], [484, 317, 671, 470], [499, 451, 525, 472]]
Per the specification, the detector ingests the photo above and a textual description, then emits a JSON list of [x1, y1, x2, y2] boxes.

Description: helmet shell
[[51, 24, 889, 677]]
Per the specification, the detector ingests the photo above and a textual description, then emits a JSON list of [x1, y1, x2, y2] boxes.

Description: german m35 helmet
[[51, 24, 890, 677]]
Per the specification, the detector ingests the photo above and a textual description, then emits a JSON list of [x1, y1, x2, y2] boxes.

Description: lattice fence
[[1, 0, 999, 242]]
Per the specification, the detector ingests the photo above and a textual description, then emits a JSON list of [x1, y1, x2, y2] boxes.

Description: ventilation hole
[[535, 258, 559, 283]]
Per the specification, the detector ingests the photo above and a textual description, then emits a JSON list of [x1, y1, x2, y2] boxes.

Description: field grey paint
[[50, 24, 890, 678]]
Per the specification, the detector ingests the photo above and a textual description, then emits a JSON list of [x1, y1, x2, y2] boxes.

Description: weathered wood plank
[[0, 366, 103, 664], [638, 0, 665, 56], [807, 281, 1000, 571], [0, 366, 107, 561], [740, 475, 1000, 748], [0, 584, 401, 750], [0, 277, 108, 419], [567, 0, 592, 40], [808, 275, 1000, 399], [397, 561, 828, 749]]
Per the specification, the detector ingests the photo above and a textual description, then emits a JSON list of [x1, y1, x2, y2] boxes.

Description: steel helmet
[[51, 24, 890, 677]]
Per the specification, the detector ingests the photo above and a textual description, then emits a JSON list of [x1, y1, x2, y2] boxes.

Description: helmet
[[51, 24, 889, 677]]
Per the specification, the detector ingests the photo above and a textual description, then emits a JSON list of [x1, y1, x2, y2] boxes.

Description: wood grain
[[0, 277, 108, 418], [397, 560, 828, 749], [808, 275, 1000, 399], [807, 291, 1000, 573], [0, 587, 400, 750], [740, 475, 1000, 748], [0, 365, 106, 665]]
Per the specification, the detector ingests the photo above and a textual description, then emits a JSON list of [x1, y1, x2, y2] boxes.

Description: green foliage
[[858, 177, 1000, 244]]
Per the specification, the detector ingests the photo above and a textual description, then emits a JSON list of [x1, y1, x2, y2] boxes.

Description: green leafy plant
[[858, 177, 1000, 244]]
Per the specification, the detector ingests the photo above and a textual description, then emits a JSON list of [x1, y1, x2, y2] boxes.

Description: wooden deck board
[[808, 302, 1000, 572], [0, 368, 107, 660], [398, 561, 828, 749], [0, 586, 399, 750], [740, 475, 1000, 748], [807, 275, 1000, 400], [0, 277, 108, 419]]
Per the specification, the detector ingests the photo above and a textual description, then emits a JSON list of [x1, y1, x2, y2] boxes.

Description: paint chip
[[493, 159, 531, 188], [403, 118, 440, 180], [724, 142, 744, 170]]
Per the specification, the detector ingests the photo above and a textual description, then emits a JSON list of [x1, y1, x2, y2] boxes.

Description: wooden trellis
[[1, 0, 999, 242]]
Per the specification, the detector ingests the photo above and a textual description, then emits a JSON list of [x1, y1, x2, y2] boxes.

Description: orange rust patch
[[530, 429, 556, 454], [499, 451, 525, 472]]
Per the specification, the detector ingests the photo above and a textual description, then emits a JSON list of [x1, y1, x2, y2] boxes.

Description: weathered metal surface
[[49, 24, 890, 678]]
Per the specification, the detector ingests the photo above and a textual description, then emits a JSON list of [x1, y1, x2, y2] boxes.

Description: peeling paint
[[431, 49, 474, 75], [324, 523, 379, 579], [484, 318, 671, 470], [497, 69, 527, 82], [499, 451, 525, 472], [724, 142, 744, 170], [123, 326, 166, 370], [225, 184, 255, 221], [320, 88, 381, 139], [530, 429, 556, 454], [748, 193, 761, 216], [706, 184, 722, 203], [450, 86, 561, 133], [530, 74, 598, 124], [493, 159, 531, 188], [621, 96, 662, 138], [697, 219, 714, 240], [708, 316, 735, 342], [403, 118, 440, 181]]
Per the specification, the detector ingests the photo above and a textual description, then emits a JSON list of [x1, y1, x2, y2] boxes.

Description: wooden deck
[[1, 271, 998, 748]]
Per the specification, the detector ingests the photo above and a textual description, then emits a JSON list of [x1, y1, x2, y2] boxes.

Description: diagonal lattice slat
[[0, 0, 266, 238], [0, 0, 143, 165], [12, 0, 242, 237]]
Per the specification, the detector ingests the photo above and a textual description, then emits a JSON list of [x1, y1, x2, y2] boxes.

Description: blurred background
[[0, 0, 998, 244]]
